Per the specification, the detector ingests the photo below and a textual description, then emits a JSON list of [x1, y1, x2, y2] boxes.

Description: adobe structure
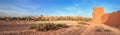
[[102, 11, 120, 26], [92, 7, 104, 24], [92, 6, 120, 27]]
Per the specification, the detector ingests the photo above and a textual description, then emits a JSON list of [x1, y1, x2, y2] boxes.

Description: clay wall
[[102, 11, 120, 26], [92, 7, 120, 27], [92, 7, 104, 24]]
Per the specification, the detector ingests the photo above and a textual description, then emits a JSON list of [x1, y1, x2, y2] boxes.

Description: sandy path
[[0, 21, 120, 35], [0, 21, 89, 35], [16, 26, 87, 35], [0, 24, 34, 31], [84, 22, 120, 35]]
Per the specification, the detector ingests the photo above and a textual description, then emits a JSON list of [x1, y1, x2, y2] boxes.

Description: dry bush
[[78, 22, 89, 25], [96, 29, 112, 32], [30, 23, 69, 31], [95, 26, 112, 32], [0, 16, 92, 22], [82, 18, 92, 22], [104, 29, 112, 32]]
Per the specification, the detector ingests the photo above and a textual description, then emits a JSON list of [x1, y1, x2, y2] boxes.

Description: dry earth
[[0, 21, 120, 35]]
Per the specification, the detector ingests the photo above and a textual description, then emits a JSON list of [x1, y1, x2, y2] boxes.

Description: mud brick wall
[[102, 11, 120, 26], [92, 7, 104, 24]]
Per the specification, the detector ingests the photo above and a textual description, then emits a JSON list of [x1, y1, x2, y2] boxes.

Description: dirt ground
[[0, 21, 120, 35]]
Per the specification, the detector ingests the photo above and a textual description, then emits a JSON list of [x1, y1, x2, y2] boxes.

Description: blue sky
[[0, 0, 120, 17]]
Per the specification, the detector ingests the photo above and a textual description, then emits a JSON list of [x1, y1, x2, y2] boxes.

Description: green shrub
[[30, 23, 69, 31]]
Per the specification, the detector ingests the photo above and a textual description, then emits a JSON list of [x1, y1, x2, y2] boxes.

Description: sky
[[0, 0, 120, 17]]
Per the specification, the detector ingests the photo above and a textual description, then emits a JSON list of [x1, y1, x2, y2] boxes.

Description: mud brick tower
[[92, 7, 104, 24]]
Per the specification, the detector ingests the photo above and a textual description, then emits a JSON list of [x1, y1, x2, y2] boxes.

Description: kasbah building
[[92, 6, 120, 26]]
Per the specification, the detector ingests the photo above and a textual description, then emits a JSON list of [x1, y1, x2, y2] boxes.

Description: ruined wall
[[102, 11, 120, 26], [92, 7, 104, 24]]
